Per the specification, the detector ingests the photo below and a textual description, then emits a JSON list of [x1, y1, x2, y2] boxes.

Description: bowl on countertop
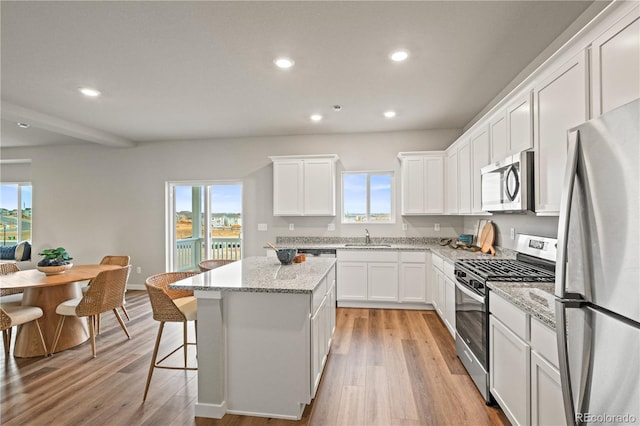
[[276, 248, 298, 265]]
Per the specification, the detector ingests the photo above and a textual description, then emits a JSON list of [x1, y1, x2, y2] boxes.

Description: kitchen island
[[169, 256, 337, 420]]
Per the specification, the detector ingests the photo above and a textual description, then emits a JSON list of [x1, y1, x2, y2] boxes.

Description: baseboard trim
[[195, 400, 227, 419], [126, 284, 145, 291], [337, 301, 435, 310]]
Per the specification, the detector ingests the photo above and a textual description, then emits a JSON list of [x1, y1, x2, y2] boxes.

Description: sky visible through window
[[343, 173, 392, 222], [0, 184, 32, 210], [175, 185, 242, 213]]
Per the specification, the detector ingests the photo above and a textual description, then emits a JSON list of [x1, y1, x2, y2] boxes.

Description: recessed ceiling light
[[274, 57, 295, 69], [310, 114, 323, 122], [17, 122, 30, 129], [384, 110, 397, 118], [390, 50, 409, 62], [79, 87, 101, 97]]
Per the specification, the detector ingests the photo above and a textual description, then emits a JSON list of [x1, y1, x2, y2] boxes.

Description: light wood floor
[[1, 291, 508, 426]]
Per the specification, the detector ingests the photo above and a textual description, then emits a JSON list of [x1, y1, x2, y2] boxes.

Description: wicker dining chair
[[1, 304, 47, 356], [85, 255, 131, 319], [0, 263, 23, 304], [143, 271, 199, 401], [51, 266, 132, 357], [198, 259, 233, 272]]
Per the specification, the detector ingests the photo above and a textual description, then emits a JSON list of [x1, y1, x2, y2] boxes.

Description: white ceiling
[[1, 1, 598, 148]]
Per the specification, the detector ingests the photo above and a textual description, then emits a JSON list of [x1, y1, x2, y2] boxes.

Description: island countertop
[[169, 256, 336, 294]]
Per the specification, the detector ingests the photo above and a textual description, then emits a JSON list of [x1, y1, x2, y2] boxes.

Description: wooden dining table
[[0, 264, 121, 357]]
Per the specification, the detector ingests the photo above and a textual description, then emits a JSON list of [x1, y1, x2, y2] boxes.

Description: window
[[0, 183, 32, 245], [167, 181, 242, 272], [342, 172, 394, 223]]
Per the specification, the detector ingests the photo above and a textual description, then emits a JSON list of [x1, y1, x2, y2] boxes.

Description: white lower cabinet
[[336, 261, 367, 301], [328, 276, 336, 340], [337, 250, 429, 308], [433, 267, 445, 319], [310, 294, 327, 396], [490, 315, 530, 426], [431, 252, 455, 339], [310, 265, 336, 398], [530, 350, 565, 426], [489, 292, 565, 426], [367, 263, 399, 301], [399, 251, 427, 303], [337, 250, 398, 303], [444, 275, 456, 338]]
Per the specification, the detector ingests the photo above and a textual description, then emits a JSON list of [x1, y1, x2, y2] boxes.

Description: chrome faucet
[[365, 228, 371, 245]]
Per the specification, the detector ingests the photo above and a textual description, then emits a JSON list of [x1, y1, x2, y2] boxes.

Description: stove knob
[[455, 270, 466, 278]]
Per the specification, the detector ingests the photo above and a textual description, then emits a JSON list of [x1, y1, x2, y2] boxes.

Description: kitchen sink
[[344, 243, 392, 247]]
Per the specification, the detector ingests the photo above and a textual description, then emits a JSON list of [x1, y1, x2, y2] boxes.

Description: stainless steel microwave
[[480, 151, 534, 212]]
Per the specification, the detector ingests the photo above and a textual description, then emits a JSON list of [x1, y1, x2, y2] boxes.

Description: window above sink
[[342, 171, 395, 224]]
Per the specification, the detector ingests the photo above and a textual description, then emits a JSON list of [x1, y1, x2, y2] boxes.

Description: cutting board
[[479, 220, 496, 256]]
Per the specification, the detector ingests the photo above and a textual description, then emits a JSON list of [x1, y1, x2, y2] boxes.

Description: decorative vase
[[37, 263, 73, 275]]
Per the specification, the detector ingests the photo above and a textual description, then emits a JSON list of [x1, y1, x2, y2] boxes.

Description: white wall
[[1, 129, 467, 283], [463, 214, 559, 250]]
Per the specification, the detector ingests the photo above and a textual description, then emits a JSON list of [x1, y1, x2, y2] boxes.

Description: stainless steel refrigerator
[[556, 98, 640, 426]]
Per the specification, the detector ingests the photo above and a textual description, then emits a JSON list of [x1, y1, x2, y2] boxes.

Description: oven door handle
[[455, 281, 484, 303]]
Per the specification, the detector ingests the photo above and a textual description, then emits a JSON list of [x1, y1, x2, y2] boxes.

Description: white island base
[[176, 257, 336, 421]]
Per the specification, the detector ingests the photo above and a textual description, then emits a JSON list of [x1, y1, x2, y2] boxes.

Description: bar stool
[[143, 271, 199, 401], [198, 259, 233, 272]]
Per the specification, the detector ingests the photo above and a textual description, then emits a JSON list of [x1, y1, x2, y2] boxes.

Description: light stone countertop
[[488, 281, 557, 329], [169, 256, 336, 294], [274, 236, 517, 263]]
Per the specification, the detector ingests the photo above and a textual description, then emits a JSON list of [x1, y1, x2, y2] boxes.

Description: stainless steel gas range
[[453, 234, 557, 403]]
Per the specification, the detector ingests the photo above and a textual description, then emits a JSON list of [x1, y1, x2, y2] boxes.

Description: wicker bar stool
[[51, 266, 132, 357], [143, 271, 199, 402], [198, 259, 233, 272]]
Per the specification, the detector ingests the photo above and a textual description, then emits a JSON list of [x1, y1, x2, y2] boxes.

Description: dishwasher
[[296, 248, 336, 258]]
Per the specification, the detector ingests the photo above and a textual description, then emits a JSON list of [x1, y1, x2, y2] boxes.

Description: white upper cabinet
[[270, 155, 338, 216], [446, 148, 459, 214], [398, 152, 445, 215], [470, 125, 490, 214], [489, 111, 508, 163], [272, 159, 304, 215], [457, 139, 472, 214], [534, 51, 588, 215], [303, 158, 336, 215], [591, 5, 640, 117], [507, 91, 534, 154], [489, 90, 533, 164]]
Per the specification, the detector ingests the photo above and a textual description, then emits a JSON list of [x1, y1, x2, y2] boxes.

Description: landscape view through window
[[0, 184, 32, 245]]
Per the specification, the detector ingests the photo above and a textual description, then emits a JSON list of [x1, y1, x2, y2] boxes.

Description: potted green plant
[[37, 247, 73, 275]]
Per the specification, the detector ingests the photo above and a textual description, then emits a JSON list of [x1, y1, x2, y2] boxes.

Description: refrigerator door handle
[[556, 300, 578, 425], [555, 130, 580, 298]]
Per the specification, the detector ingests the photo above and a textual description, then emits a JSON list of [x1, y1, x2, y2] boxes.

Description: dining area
[[0, 255, 223, 425], [0, 256, 132, 358]]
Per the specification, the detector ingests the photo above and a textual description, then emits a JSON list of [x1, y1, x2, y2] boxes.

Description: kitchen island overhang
[[169, 256, 337, 420]]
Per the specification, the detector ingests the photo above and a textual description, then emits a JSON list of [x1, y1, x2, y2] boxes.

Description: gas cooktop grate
[[456, 259, 555, 282]]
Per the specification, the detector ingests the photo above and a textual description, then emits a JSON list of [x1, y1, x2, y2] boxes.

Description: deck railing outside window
[[176, 237, 241, 272]]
